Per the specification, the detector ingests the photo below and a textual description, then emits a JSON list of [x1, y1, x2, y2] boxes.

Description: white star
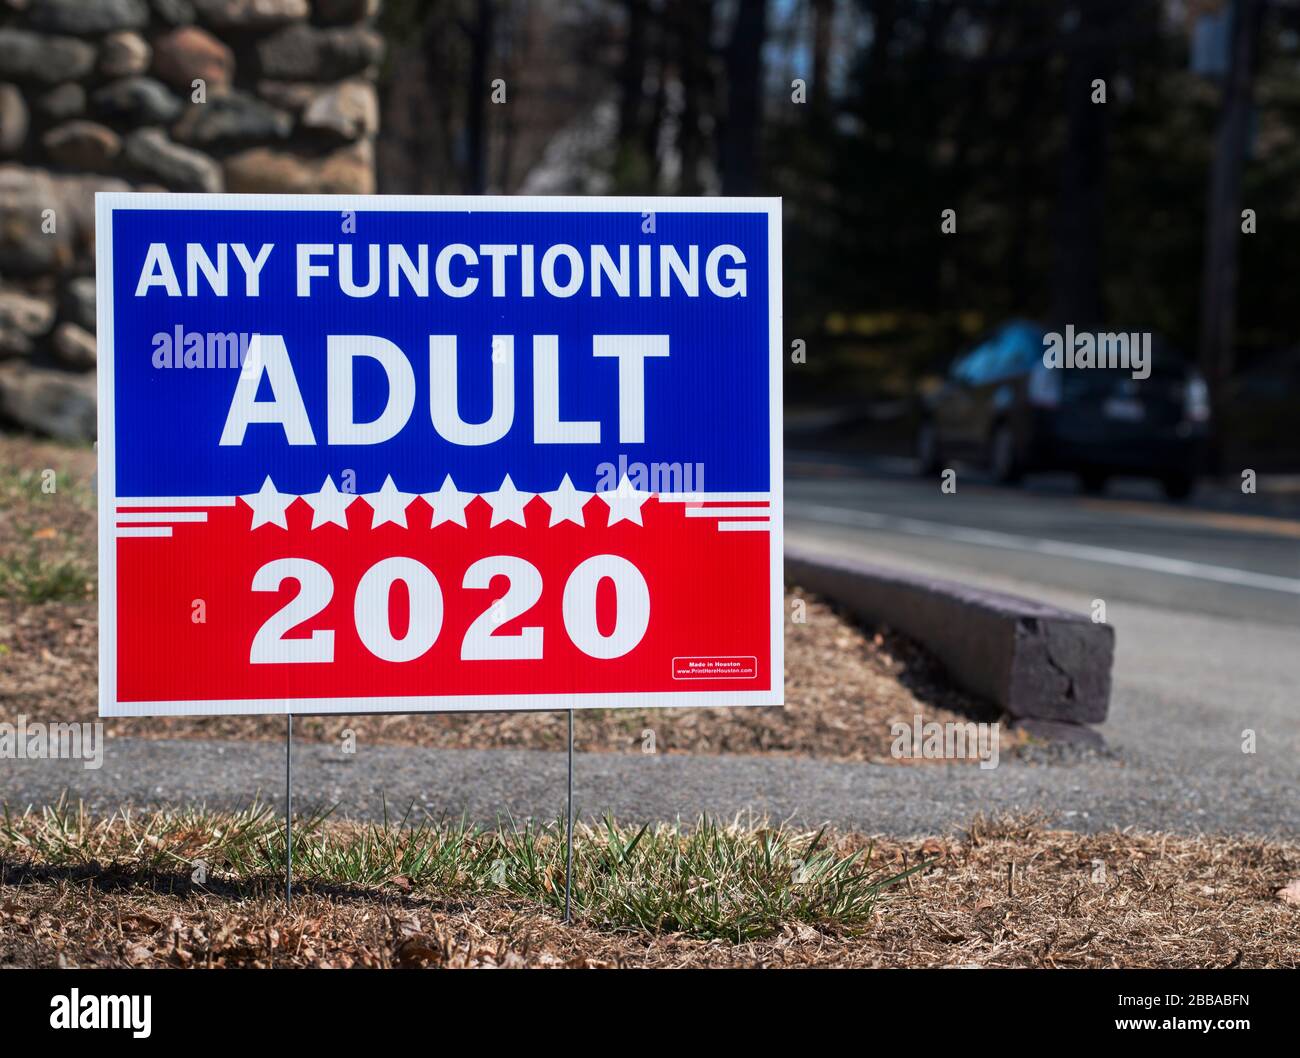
[[483, 473, 533, 527], [423, 474, 474, 528], [242, 475, 293, 530], [364, 475, 414, 529], [600, 474, 650, 527], [541, 473, 592, 527], [305, 475, 356, 529]]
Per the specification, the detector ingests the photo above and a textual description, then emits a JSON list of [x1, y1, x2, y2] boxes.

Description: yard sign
[[96, 194, 782, 716]]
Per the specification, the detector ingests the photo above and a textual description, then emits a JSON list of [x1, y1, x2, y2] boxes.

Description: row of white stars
[[241, 474, 652, 531]]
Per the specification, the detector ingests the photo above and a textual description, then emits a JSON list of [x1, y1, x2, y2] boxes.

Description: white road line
[[116, 511, 208, 523], [793, 503, 1300, 595], [117, 526, 173, 538], [718, 521, 771, 532]]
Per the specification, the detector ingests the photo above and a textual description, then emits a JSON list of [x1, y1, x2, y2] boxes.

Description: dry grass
[[1, 811, 1295, 968], [0, 432, 1006, 762], [0, 439, 96, 604]]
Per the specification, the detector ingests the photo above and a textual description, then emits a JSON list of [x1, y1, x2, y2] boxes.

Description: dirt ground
[[0, 432, 1010, 762], [3, 816, 1296, 968]]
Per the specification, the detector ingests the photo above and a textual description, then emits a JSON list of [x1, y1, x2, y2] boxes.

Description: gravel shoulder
[[2, 734, 1291, 839]]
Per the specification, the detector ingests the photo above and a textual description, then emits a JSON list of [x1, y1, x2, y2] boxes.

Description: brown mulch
[[3, 816, 1296, 968], [0, 432, 1002, 761]]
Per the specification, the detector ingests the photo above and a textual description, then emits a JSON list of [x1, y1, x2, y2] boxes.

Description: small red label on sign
[[672, 656, 758, 680]]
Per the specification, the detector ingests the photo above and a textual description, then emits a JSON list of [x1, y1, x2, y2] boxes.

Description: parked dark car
[[916, 320, 1210, 499]]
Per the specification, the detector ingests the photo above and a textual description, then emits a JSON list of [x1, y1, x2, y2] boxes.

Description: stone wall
[[0, 0, 382, 441]]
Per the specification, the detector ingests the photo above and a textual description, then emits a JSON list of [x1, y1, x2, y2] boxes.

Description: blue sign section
[[109, 207, 771, 497]]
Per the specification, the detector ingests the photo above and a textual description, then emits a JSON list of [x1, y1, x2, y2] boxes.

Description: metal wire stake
[[563, 708, 574, 924], [285, 712, 293, 910]]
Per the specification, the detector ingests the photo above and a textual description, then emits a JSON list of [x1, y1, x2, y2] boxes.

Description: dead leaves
[[394, 936, 442, 967], [2, 816, 1295, 969]]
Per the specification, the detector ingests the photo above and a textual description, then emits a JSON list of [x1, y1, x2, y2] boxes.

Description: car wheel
[[916, 421, 941, 476], [1079, 470, 1108, 494], [989, 423, 1022, 484], [1161, 472, 1194, 501]]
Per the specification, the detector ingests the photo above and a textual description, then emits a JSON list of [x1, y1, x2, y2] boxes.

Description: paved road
[[786, 451, 1298, 837], [788, 452, 1300, 627], [3, 733, 1295, 837]]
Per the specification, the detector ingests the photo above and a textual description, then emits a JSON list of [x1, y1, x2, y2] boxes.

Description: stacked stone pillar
[[0, 0, 382, 440]]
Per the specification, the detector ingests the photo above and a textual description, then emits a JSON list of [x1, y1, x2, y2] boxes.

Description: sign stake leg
[[564, 708, 574, 924], [285, 712, 293, 910]]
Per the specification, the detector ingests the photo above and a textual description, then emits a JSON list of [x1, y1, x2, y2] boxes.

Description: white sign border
[[96, 193, 783, 717]]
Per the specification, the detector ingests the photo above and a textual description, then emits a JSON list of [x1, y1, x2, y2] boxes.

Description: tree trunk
[[1198, 0, 1264, 438], [719, 0, 767, 195], [1049, 1, 1120, 330], [810, 0, 834, 118], [465, 0, 495, 195], [642, 21, 669, 190], [615, 0, 651, 188], [674, 0, 713, 194]]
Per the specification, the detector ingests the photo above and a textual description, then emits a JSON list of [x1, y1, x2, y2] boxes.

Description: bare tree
[[463, 0, 496, 194], [1050, 0, 1124, 329], [720, 0, 768, 195], [672, 0, 714, 193], [810, 0, 834, 118], [614, 0, 653, 187], [1198, 0, 1265, 431]]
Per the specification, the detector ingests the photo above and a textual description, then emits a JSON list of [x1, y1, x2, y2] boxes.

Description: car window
[[984, 337, 1018, 380], [957, 341, 994, 383], [1001, 324, 1045, 374], [952, 327, 1040, 384], [974, 323, 1043, 382]]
